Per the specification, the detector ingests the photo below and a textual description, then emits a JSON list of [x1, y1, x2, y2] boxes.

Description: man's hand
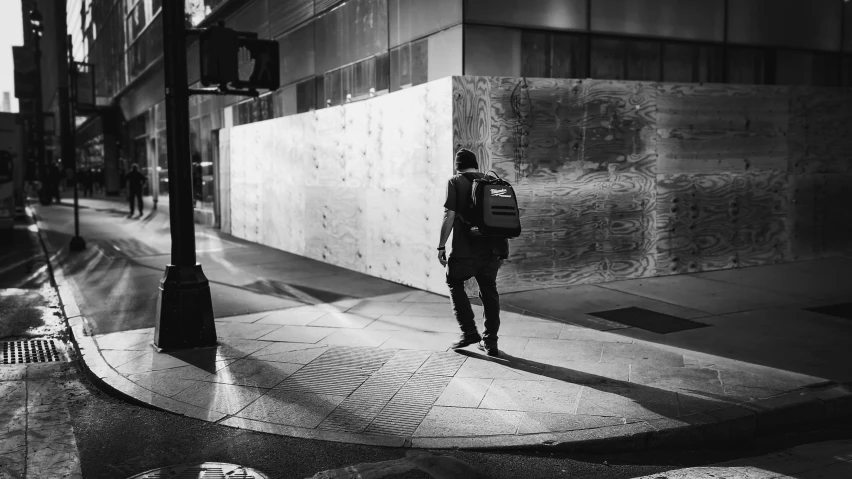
[[438, 249, 447, 267]]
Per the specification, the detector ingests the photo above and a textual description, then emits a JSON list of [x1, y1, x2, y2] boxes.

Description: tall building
[[64, 0, 852, 237]]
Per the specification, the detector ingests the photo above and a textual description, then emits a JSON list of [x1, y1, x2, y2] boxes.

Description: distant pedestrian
[[437, 149, 509, 357], [81, 169, 94, 197], [125, 163, 147, 217], [48, 164, 61, 204]]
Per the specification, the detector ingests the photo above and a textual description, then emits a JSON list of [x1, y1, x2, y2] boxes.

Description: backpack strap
[[458, 173, 479, 227], [460, 172, 478, 183]]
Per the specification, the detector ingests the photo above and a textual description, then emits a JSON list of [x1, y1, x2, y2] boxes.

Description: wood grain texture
[[656, 83, 788, 175], [788, 87, 852, 175], [452, 76, 492, 173], [228, 77, 453, 294], [225, 75, 852, 297], [789, 173, 852, 260], [656, 171, 790, 274], [476, 78, 658, 291]]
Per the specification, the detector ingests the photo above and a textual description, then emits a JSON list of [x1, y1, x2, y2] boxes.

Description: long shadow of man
[[455, 349, 741, 423]]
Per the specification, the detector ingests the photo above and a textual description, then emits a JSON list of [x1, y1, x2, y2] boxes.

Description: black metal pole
[[31, 21, 48, 206], [65, 34, 85, 251], [154, 0, 216, 350]]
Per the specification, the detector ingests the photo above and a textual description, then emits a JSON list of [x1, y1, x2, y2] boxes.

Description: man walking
[[125, 163, 147, 217], [437, 149, 508, 357]]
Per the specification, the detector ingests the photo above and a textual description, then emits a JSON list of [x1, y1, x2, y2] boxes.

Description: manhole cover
[[128, 462, 268, 479], [1, 340, 61, 364]]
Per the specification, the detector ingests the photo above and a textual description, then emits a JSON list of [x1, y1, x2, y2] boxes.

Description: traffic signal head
[[199, 25, 279, 91]]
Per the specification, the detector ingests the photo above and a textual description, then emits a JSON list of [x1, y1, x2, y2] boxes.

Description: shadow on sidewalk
[[456, 349, 735, 422]]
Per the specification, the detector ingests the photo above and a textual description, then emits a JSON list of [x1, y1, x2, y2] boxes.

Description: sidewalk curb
[[32, 205, 852, 453]]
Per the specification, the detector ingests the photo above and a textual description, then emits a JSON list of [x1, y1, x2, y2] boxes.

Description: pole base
[[154, 263, 217, 351], [69, 236, 86, 251]]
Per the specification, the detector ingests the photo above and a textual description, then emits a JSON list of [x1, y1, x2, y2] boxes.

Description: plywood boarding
[[786, 87, 852, 260], [226, 75, 851, 297], [453, 77, 850, 292], [656, 83, 788, 174], [457, 77, 658, 291], [788, 86, 852, 175], [788, 173, 852, 260], [655, 83, 791, 274], [656, 171, 790, 274], [229, 77, 454, 294]]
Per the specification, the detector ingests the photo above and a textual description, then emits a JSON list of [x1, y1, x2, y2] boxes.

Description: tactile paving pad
[[318, 372, 412, 432], [366, 374, 451, 436], [416, 352, 466, 376], [275, 366, 370, 396], [309, 346, 396, 372]]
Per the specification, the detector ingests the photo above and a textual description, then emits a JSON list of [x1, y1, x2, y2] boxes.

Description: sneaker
[[451, 333, 482, 349], [477, 341, 499, 357]]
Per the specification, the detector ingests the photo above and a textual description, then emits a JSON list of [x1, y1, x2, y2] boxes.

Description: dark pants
[[128, 189, 143, 215], [446, 255, 501, 346]]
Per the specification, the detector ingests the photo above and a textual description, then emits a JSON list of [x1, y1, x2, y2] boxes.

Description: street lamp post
[[154, 0, 216, 350], [29, 6, 49, 206], [67, 36, 85, 251]]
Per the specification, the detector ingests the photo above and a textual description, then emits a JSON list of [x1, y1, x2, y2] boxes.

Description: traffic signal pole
[[63, 31, 85, 252], [154, 0, 216, 350]]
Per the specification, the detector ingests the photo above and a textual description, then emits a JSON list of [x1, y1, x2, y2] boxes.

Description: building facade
[[63, 0, 852, 228]]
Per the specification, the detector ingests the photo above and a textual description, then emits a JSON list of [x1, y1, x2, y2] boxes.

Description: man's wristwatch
[[437, 246, 445, 251]]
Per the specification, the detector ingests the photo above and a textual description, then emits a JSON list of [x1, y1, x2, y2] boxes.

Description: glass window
[[125, 1, 146, 43], [696, 45, 724, 83], [551, 33, 587, 79], [591, 37, 625, 80], [626, 39, 660, 81], [812, 52, 840, 86], [663, 42, 696, 82], [727, 47, 766, 84], [521, 31, 549, 78], [391, 39, 427, 92]]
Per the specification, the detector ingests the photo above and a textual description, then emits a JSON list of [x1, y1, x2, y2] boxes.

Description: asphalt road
[[64, 360, 852, 479]]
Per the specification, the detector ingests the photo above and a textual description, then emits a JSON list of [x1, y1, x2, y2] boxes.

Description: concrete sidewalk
[[32, 197, 852, 451]]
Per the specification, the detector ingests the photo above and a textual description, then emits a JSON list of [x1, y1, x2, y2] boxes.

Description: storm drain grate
[[128, 462, 268, 479], [1, 340, 61, 364]]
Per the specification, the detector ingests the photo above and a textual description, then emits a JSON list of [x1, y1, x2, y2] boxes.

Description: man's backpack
[[460, 171, 522, 239]]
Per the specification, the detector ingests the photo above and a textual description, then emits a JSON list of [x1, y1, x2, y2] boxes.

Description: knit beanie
[[455, 148, 478, 170]]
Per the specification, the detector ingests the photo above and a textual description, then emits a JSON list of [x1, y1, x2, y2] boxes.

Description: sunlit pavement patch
[[307, 450, 485, 479], [127, 462, 269, 478]]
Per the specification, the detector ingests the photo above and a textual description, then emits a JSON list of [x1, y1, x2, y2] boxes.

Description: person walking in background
[[48, 163, 61, 204], [81, 169, 94, 197], [437, 149, 509, 357], [125, 163, 147, 217]]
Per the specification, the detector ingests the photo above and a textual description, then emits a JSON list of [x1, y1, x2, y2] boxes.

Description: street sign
[[71, 62, 96, 111], [199, 25, 279, 91]]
